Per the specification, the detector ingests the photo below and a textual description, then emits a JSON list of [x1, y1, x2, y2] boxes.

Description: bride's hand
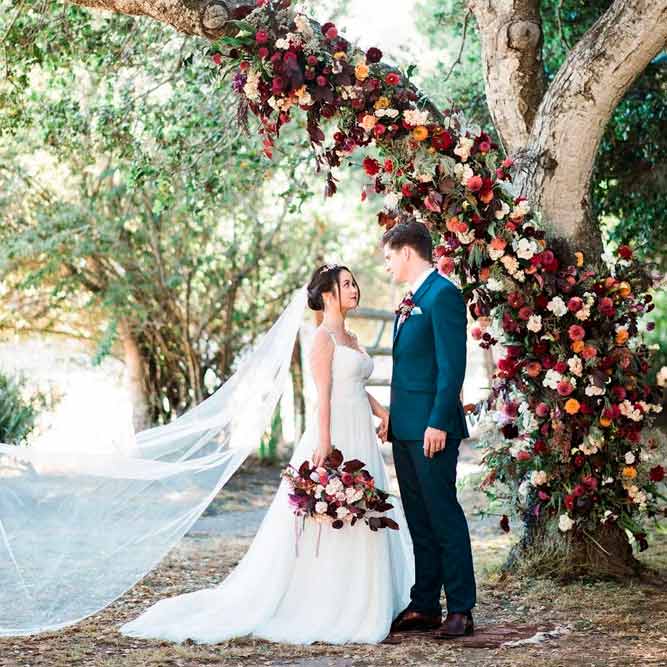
[[312, 441, 333, 468], [376, 410, 389, 443]]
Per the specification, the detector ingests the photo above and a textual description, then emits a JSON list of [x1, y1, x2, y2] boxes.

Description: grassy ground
[[3, 456, 666, 667]]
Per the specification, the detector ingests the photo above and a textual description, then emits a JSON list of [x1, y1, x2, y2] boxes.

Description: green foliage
[[0, 371, 38, 445], [0, 4, 338, 423]]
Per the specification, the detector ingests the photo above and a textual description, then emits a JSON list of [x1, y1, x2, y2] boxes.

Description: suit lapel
[[392, 270, 437, 351]]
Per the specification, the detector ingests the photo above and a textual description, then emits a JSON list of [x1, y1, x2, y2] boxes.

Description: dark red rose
[[611, 386, 627, 401], [618, 244, 633, 260], [366, 47, 383, 63], [533, 439, 548, 455], [554, 361, 568, 374], [599, 297, 615, 317], [535, 294, 549, 310], [573, 484, 585, 497], [362, 157, 381, 176], [431, 129, 453, 151], [307, 54, 318, 66], [501, 423, 519, 439], [507, 291, 525, 309], [500, 515, 510, 533], [255, 30, 269, 44], [582, 475, 598, 490], [385, 72, 401, 86], [649, 465, 665, 482], [258, 46, 269, 59], [574, 454, 585, 467], [505, 345, 524, 359], [564, 494, 575, 511], [567, 297, 584, 313]]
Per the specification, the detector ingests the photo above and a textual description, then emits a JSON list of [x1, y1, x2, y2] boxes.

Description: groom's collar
[[410, 266, 435, 295]]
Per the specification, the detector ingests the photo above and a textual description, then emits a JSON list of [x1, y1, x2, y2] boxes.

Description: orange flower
[[564, 399, 580, 415], [446, 216, 461, 233], [490, 237, 507, 250], [571, 340, 585, 354], [575, 252, 584, 267], [618, 281, 632, 298], [615, 329, 629, 345], [412, 125, 429, 142], [355, 63, 369, 80], [600, 416, 612, 427], [479, 266, 490, 281], [622, 466, 637, 479], [374, 96, 391, 110]]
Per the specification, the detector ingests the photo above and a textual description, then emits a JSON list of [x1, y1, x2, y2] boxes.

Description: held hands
[[376, 409, 390, 443], [423, 427, 447, 458], [312, 439, 333, 468]]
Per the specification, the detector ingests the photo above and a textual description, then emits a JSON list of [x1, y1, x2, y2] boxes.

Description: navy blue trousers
[[392, 437, 476, 614]]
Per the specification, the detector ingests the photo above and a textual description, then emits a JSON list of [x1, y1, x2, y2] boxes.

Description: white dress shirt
[[410, 266, 435, 296]]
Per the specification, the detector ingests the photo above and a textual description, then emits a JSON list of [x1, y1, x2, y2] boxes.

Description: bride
[[119, 264, 415, 645]]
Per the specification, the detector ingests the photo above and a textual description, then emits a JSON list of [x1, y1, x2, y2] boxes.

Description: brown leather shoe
[[433, 611, 474, 639], [390, 608, 442, 633]]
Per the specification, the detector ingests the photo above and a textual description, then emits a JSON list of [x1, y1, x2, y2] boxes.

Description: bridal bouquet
[[282, 448, 399, 535]]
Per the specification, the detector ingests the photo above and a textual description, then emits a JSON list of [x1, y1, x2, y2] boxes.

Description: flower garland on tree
[[211, 0, 665, 550]]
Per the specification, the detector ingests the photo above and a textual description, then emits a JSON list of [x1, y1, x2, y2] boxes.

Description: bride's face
[[324, 270, 359, 313]]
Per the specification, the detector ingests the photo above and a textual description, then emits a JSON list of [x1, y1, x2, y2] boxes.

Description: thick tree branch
[[468, 0, 545, 154], [514, 0, 667, 256]]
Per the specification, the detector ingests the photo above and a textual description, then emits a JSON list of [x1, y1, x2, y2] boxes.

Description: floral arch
[[213, 0, 664, 573]]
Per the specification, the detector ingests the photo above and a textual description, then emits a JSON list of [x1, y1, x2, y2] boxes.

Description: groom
[[381, 220, 476, 638]]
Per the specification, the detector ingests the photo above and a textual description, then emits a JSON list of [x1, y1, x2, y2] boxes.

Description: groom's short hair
[[382, 219, 433, 262]]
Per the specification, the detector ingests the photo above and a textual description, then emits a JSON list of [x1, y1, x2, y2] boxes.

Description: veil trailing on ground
[[0, 285, 308, 637]]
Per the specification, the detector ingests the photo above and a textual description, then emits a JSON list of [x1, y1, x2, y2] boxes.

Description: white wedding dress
[[119, 333, 414, 645]]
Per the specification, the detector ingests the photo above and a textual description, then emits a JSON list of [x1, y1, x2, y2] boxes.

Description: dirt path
[[2, 445, 666, 667]]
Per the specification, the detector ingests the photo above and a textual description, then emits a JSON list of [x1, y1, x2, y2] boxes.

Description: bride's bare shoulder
[[311, 326, 335, 354]]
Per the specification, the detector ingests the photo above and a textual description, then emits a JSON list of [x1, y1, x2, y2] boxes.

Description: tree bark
[[467, 0, 546, 154], [118, 318, 150, 430], [516, 0, 667, 259]]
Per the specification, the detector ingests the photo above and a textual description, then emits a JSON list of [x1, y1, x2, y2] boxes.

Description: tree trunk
[[468, 0, 546, 154], [118, 318, 150, 430]]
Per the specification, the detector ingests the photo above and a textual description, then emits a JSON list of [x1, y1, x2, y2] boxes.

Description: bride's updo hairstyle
[[307, 263, 360, 311]]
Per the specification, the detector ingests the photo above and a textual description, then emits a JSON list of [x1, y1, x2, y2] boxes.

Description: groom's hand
[[423, 427, 447, 458]]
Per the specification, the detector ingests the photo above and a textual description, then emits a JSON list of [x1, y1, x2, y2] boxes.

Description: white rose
[[527, 315, 542, 333], [515, 237, 537, 260], [547, 297, 568, 318], [384, 192, 400, 209], [559, 514, 575, 532], [454, 136, 474, 162], [336, 506, 349, 519], [657, 366, 667, 387], [315, 501, 328, 514], [487, 278, 505, 292], [543, 369, 562, 390], [402, 109, 430, 126], [624, 451, 636, 465], [568, 356, 583, 377], [530, 470, 548, 486]]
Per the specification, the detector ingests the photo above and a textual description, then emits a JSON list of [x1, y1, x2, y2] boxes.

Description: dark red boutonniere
[[395, 292, 415, 326]]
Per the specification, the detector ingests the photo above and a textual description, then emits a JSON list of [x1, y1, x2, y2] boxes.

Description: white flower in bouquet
[[454, 136, 474, 162], [488, 245, 505, 261], [335, 491, 346, 502], [657, 366, 667, 387], [315, 485, 324, 499], [585, 381, 606, 397], [568, 356, 583, 377], [559, 514, 575, 532], [527, 314, 542, 333], [619, 400, 643, 422], [601, 510, 617, 523], [625, 451, 636, 465], [510, 200, 530, 219], [547, 296, 568, 317], [530, 470, 548, 486], [402, 109, 430, 126], [336, 506, 349, 519], [315, 501, 328, 514], [487, 277, 505, 292], [543, 369, 562, 390], [515, 237, 538, 260], [495, 201, 511, 220]]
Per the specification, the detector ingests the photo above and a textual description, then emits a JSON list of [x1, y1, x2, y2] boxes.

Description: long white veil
[[0, 285, 308, 637]]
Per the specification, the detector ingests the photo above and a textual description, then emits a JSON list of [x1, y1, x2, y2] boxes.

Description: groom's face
[[383, 243, 408, 283]]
